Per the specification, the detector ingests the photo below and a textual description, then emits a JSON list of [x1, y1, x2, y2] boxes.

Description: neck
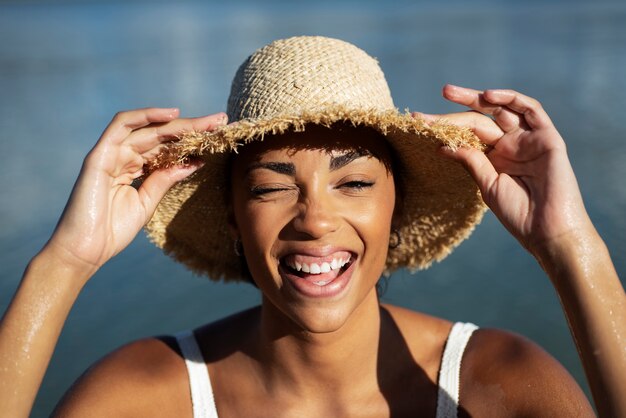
[[253, 289, 382, 397]]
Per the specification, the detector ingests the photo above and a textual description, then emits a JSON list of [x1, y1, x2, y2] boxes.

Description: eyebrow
[[246, 162, 295, 176], [329, 150, 368, 171], [246, 151, 369, 176]]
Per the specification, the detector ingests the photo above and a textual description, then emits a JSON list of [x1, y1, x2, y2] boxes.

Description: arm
[[418, 85, 625, 417], [0, 109, 227, 418], [533, 222, 623, 417]]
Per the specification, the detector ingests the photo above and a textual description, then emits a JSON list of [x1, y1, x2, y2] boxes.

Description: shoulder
[[52, 307, 262, 417], [52, 336, 191, 418], [379, 306, 595, 417], [380, 304, 453, 346], [380, 304, 454, 383], [459, 327, 595, 417]]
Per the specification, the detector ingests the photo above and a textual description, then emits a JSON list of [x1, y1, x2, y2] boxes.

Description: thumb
[[137, 160, 204, 218], [439, 146, 497, 201]]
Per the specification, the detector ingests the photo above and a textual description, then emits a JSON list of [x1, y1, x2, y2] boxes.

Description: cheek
[[231, 198, 287, 289], [365, 202, 394, 252], [368, 175, 396, 226], [344, 180, 396, 265], [356, 195, 394, 224], [234, 198, 291, 261]]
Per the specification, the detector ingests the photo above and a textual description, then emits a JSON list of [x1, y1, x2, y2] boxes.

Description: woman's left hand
[[418, 85, 593, 255], [420, 85, 626, 418]]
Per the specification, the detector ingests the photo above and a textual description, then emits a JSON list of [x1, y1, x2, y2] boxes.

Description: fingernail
[[443, 84, 463, 97], [413, 112, 436, 125], [438, 145, 456, 155], [218, 113, 228, 125]]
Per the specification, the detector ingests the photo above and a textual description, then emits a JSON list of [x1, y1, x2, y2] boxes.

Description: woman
[[1, 36, 624, 417]]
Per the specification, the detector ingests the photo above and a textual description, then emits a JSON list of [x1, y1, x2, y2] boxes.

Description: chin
[[290, 304, 356, 334], [255, 251, 383, 335], [263, 283, 380, 337]]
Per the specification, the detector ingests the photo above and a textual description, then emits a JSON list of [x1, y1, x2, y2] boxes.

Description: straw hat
[[145, 36, 487, 282]]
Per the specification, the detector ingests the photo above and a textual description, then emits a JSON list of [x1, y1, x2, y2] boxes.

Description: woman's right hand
[[45, 108, 228, 277], [0, 108, 227, 418]]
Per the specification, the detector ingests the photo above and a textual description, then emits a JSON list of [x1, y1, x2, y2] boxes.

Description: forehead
[[233, 123, 394, 168]]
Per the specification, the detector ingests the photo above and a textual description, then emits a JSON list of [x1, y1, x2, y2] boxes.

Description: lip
[[280, 245, 352, 258], [278, 250, 356, 299]]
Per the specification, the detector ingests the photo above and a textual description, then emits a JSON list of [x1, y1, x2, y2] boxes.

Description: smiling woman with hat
[[1, 36, 624, 417]]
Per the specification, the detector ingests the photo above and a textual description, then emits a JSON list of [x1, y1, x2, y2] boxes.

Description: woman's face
[[230, 124, 397, 333]]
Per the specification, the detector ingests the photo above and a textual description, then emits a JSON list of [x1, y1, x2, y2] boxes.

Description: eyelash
[[250, 181, 374, 196], [250, 186, 291, 196], [340, 180, 374, 191]]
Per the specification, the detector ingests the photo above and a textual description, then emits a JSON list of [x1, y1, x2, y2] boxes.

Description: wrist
[[531, 224, 609, 286], [31, 242, 99, 287]]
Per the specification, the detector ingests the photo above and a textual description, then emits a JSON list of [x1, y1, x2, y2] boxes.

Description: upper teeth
[[287, 256, 351, 275]]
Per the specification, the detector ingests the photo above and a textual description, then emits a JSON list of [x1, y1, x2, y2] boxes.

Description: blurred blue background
[[1, 0, 624, 416]]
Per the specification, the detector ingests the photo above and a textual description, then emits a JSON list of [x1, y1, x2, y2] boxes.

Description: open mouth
[[280, 251, 355, 287]]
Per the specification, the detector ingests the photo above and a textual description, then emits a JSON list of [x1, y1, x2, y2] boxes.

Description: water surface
[[1, 1, 625, 415]]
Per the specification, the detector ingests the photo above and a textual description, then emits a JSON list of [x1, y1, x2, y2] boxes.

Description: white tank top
[[176, 321, 478, 418]]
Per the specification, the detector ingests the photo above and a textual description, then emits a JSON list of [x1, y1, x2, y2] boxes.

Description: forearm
[[534, 226, 626, 418], [0, 245, 93, 418]]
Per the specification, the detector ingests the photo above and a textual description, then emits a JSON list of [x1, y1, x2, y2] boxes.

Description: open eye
[[339, 180, 374, 191]]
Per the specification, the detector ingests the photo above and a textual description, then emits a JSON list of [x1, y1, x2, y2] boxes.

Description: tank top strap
[[175, 322, 477, 418], [175, 330, 219, 418], [436, 322, 479, 418]]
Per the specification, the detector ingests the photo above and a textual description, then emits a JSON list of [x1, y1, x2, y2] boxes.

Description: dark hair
[[223, 153, 257, 286]]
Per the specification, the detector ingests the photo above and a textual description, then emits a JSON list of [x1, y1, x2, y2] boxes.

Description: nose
[[291, 189, 340, 239]]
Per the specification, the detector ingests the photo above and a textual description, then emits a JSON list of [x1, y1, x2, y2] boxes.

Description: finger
[[482, 89, 554, 130], [414, 111, 504, 146], [442, 85, 525, 132], [83, 138, 145, 179], [128, 113, 228, 154], [100, 108, 180, 144], [137, 160, 205, 218], [439, 146, 498, 198], [140, 143, 168, 163]]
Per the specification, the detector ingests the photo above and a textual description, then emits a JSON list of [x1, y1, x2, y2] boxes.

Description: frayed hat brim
[[145, 106, 487, 281]]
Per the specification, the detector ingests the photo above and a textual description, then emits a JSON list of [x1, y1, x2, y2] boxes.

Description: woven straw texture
[[145, 36, 487, 282]]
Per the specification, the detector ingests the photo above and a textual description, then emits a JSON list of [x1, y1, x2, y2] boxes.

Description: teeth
[[285, 255, 351, 274]]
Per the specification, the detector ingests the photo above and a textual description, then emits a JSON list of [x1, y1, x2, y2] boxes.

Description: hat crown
[[227, 36, 395, 121]]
